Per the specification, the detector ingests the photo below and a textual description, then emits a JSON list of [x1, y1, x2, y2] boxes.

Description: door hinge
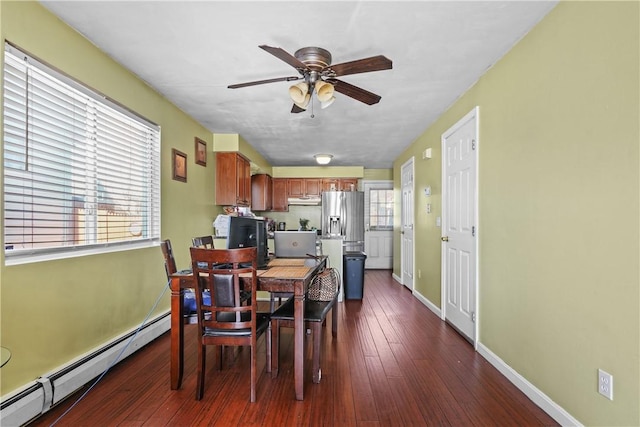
[[472, 226, 475, 237], [472, 312, 476, 322], [471, 139, 476, 150]]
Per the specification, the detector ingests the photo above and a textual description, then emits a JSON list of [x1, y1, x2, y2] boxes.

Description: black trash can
[[343, 251, 367, 299]]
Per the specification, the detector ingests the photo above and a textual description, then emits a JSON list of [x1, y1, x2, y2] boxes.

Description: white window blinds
[[3, 43, 161, 262]]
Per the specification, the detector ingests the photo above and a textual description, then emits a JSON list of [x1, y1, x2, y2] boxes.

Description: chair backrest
[[189, 247, 258, 332], [160, 240, 177, 279], [192, 235, 214, 249]]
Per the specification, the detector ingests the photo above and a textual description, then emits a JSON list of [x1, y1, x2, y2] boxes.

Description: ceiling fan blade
[[228, 76, 301, 89], [328, 79, 382, 105], [259, 45, 309, 72], [325, 55, 392, 77], [291, 104, 306, 114]]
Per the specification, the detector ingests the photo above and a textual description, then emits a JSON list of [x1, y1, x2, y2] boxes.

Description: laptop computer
[[274, 231, 317, 258]]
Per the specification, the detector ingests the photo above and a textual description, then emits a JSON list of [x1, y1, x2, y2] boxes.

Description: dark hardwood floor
[[29, 270, 558, 426]]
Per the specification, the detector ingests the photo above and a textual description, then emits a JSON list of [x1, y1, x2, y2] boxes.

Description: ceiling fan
[[228, 45, 392, 113]]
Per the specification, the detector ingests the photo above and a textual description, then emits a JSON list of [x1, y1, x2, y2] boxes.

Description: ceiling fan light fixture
[[315, 80, 335, 103], [314, 154, 333, 165], [320, 96, 336, 109], [294, 93, 311, 110], [289, 82, 309, 104]]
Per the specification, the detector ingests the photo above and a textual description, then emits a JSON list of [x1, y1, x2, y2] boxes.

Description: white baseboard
[[0, 312, 170, 427], [392, 272, 401, 283], [412, 289, 442, 318], [477, 343, 582, 427]]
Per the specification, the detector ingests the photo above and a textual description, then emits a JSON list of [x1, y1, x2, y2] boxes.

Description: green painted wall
[[394, 2, 639, 425], [272, 166, 364, 178], [363, 168, 393, 181], [0, 1, 218, 395]]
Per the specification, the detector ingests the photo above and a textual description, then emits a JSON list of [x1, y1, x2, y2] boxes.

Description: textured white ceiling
[[40, 1, 558, 168]]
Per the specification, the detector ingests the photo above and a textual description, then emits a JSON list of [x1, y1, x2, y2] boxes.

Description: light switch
[[436, 216, 441, 227]]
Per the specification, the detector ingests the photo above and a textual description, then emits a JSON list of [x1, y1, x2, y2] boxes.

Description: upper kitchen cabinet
[[215, 152, 251, 206], [287, 178, 322, 198], [340, 178, 358, 191], [322, 178, 359, 192], [251, 173, 272, 211], [271, 178, 288, 212]]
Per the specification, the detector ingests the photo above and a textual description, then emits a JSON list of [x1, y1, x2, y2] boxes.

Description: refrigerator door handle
[[340, 193, 347, 236]]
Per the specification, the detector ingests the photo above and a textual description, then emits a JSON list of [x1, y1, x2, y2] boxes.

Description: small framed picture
[[195, 137, 207, 167], [172, 148, 187, 182]]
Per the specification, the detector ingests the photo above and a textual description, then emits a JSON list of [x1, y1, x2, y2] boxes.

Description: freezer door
[[322, 191, 343, 237]]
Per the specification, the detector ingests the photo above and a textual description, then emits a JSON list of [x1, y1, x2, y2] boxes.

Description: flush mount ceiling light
[[314, 154, 333, 165]]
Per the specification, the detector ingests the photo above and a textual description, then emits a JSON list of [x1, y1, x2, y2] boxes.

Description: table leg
[[294, 290, 305, 400], [170, 276, 184, 390]]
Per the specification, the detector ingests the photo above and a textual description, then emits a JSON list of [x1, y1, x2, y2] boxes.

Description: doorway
[[441, 107, 479, 345], [400, 158, 415, 290], [363, 180, 393, 269]]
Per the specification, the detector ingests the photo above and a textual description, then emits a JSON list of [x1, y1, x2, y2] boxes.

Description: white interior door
[[441, 107, 478, 344], [363, 180, 393, 269], [401, 159, 415, 290]]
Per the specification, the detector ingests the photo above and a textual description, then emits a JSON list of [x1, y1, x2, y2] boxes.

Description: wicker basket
[[307, 268, 340, 301]]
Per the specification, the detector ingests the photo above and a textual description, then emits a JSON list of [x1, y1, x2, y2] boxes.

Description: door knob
[[441, 236, 449, 242]]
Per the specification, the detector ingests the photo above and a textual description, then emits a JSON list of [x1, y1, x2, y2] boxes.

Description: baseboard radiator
[[0, 312, 170, 427]]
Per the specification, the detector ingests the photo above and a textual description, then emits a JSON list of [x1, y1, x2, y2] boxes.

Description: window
[[369, 188, 393, 230], [3, 43, 160, 264]]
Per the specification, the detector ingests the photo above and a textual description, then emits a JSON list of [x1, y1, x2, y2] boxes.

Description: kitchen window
[[3, 43, 161, 264]]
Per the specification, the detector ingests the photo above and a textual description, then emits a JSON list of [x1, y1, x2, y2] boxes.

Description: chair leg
[[217, 345, 223, 370], [271, 319, 280, 378], [196, 344, 206, 400], [250, 341, 257, 402], [270, 293, 276, 312], [265, 324, 272, 373], [332, 301, 338, 337], [312, 322, 322, 384]]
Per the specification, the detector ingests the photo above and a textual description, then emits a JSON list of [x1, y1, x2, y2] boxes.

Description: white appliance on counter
[[321, 191, 365, 252]]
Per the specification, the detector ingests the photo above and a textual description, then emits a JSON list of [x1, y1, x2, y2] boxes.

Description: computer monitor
[[227, 216, 268, 268]]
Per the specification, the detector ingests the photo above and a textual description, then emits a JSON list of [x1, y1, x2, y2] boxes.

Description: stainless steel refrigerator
[[321, 191, 365, 251]]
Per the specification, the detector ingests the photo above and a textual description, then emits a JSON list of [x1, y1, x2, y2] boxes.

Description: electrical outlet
[[598, 369, 613, 400]]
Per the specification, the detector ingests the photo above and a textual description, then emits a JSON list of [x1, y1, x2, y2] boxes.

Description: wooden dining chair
[[160, 239, 177, 279], [192, 235, 215, 249], [270, 268, 340, 384], [189, 246, 271, 402], [161, 239, 200, 324]]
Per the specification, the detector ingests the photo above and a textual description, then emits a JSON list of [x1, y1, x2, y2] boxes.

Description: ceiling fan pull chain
[[311, 96, 315, 119]]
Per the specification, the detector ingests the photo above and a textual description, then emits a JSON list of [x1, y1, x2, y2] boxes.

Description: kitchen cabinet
[[322, 178, 359, 192], [340, 178, 358, 191], [287, 178, 321, 198], [215, 152, 251, 206], [271, 178, 289, 212], [251, 174, 272, 211], [321, 179, 340, 192]]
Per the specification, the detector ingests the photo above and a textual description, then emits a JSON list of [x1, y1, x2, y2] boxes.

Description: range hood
[[287, 196, 321, 206]]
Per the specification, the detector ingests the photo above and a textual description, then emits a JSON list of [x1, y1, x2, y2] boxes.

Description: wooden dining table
[[169, 256, 327, 401]]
